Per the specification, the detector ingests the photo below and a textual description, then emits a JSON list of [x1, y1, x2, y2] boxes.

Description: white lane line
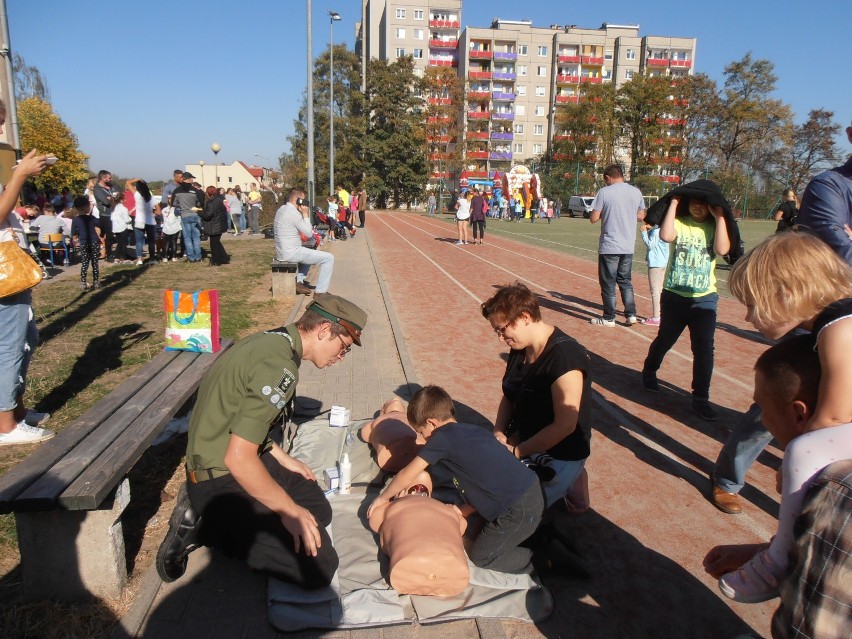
[[377, 212, 751, 391]]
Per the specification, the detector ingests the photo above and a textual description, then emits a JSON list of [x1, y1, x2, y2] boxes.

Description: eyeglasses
[[336, 334, 352, 355], [493, 319, 513, 336]]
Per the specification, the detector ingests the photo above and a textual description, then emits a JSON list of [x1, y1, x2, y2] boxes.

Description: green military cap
[[307, 294, 367, 346]]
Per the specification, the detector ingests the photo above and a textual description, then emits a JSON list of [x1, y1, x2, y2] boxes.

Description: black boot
[[156, 483, 202, 582]]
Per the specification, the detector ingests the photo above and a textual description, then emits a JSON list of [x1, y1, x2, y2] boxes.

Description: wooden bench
[[0, 340, 232, 601], [271, 259, 298, 298]]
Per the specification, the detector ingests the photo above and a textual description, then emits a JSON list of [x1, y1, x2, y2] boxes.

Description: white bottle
[[339, 453, 352, 495]]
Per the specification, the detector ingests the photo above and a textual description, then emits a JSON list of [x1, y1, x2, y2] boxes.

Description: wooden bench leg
[[15, 479, 131, 601]]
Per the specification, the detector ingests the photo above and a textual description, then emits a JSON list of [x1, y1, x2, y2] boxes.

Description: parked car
[[567, 196, 595, 218]]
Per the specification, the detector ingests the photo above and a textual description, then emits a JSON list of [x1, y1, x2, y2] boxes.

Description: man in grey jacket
[[274, 188, 334, 295], [171, 172, 205, 262]]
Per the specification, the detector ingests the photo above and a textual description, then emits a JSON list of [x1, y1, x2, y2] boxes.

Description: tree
[[423, 66, 464, 194], [615, 74, 673, 178], [671, 73, 718, 181], [772, 109, 842, 193], [363, 57, 427, 208], [13, 54, 50, 102], [18, 97, 89, 191]]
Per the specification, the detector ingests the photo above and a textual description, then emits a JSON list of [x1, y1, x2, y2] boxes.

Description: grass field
[[425, 213, 776, 298]]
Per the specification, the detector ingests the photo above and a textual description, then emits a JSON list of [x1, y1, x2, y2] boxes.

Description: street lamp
[[211, 142, 221, 188], [329, 10, 341, 196], [198, 160, 205, 186], [307, 0, 315, 211]]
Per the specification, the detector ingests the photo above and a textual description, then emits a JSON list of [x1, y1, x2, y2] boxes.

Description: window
[[626, 48, 636, 60], [514, 124, 524, 134], [533, 144, 543, 154], [413, 49, 423, 59], [534, 124, 544, 135], [518, 44, 528, 56], [535, 86, 545, 97], [395, 28, 405, 39], [413, 28, 423, 40], [396, 8, 405, 19], [516, 85, 526, 95], [625, 68, 635, 80], [513, 143, 524, 153], [515, 105, 525, 115], [518, 64, 527, 76], [537, 66, 547, 77], [396, 48, 406, 57], [228, 176, 233, 183], [414, 9, 424, 20], [538, 45, 548, 57], [535, 105, 545, 116], [605, 50, 613, 60]]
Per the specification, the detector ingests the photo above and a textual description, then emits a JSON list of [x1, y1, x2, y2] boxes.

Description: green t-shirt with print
[[664, 216, 717, 297]]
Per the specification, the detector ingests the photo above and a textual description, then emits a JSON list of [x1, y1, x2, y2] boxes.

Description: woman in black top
[[201, 186, 230, 266], [773, 188, 799, 233], [481, 282, 593, 508]]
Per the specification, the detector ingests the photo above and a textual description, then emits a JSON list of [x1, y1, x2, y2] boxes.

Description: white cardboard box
[[323, 467, 339, 491]]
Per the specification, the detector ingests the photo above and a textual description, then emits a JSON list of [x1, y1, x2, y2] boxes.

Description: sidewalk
[[115, 229, 499, 638]]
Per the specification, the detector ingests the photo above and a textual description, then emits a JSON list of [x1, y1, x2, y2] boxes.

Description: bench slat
[[11, 353, 197, 511], [0, 352, 180, 513], [60, 341, 233, 510]]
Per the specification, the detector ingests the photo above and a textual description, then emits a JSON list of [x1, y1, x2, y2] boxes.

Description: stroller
[[314, 207, 349, 241]]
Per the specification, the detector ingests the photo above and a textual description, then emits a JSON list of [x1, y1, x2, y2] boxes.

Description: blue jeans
[[643, 290, 718, 400], [281, 246, 335, 293], [713, 403, 774, 494], [0, 291, 37, 412], [598, 253, 636, 320], [134, 225, 157, 261], [535, 455, 587, 508], [181, 214, 202, 261]]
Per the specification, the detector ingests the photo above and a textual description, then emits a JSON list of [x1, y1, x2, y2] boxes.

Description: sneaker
[[719, 551, 782, 603], [302, 280, 317, 290], [626, 315, 639, 325], [24, 410, 51, 426], [0, 422, 56, 446], [156, 483, 202, 582], [454, 240, 464, 245], [590, 317, 616, 327], [642, 371, 660, 392], [171, 258, 177, 262], [79, 283, 89, 292], [643, 317, 661, 326], [91, 281, 101, 290], [693, 399, 718, 421], [136, 259, 143, 265]]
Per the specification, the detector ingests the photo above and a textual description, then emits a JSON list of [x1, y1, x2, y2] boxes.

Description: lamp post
[[211, 142, 221, 188], [198, 160, 205, 186], [329, 10, 341, 196], [307, 0, 315, 210]]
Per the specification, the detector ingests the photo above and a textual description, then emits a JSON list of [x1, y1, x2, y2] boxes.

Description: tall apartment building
[[357, 3, 696, 187]]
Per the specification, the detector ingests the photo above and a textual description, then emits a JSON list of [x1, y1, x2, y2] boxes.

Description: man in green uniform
[[156, 295, 367, 588]]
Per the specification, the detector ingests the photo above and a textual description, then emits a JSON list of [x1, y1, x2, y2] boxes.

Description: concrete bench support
[[16, 479, 131, 601], [271, 260, 298, 298]]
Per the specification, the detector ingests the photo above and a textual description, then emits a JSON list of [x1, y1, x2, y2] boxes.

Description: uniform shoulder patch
[[275, 368, 297, 397]]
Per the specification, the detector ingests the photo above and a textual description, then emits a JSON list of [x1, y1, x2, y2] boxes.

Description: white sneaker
[[24, 410, 51, 426], [627, 316, 639, 325], [136, 259, 143, 265], [454, 240, 464, 245], [590, 317, 616, 327], [0, 422, 56, 446]]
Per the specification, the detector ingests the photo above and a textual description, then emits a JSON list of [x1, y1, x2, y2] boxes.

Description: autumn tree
[[771, 109, 842, 193], [615, 74, 673, 178], [18, 97, 89, 191], [422, 66, 464, 191]]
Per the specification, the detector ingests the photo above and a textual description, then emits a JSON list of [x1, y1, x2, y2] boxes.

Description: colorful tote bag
[[164, 289, 220, 352]]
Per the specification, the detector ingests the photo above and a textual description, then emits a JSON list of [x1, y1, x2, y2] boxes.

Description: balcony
[[468, 150, 489, 159], [469, 50, 493, 60], [427, 115, 452, 123], [467, 91, 490, 101], [490, 152, 512, 161], [558, 55, 581, 64], [582, 56, 604, 65], [661, 175, 681, 183], [429, 39, 458, 49], [469, 71, 492, 80], [467, 111, 490, 120], [670, 60, 692, 68], [428, 152, 449, 161], [427, 135, 453, 143], [492, 72, 516, 81], [466, 131, 489, 140], [491, 91, 516, 101], [580, 76, 602, 84], [492, 112, 515, 121], [429, 19, 460, 29], [428, 97, 452, 106], [555, 95, 579, 104], [557, 74, 581, 84], [490, 132, 513, 140], [430, 171, 450, 179], [647, 58, 669, 67], [466, 170, 488, 178], [428, 58, 457, 68], [494, 51, 517, 61]]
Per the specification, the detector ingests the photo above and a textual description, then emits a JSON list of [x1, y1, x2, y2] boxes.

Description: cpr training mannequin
[[360, 398, 425, 472], [367, 472, 470, 597]]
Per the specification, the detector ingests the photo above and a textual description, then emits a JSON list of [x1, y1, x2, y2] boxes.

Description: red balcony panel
[[428, 97, 452, 105], [555, 95, 579, 104], [647, 58, 669, 67], [582, 56, 604, 65], [558, 55, 581, 64], [429, 39, 458, 49], [467, 111, 490, 119], [580, 77, 602, 84], [469, 50, 493, 59], [427, 135, 452, 143], [428, 58, 456, 67], [557, 74, 581, 84], [468, 151, 489, 159], [670, 60, 692, 68], [661, 175, 681, 183], [466, 131, 489, 140], [467, 91, 490, 100], [469, 71, 492, 80], [427, 115, 452, 123]]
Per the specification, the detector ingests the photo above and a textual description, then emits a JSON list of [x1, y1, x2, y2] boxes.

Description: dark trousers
[[358, 209, 365, 227], [187, 452, 338, 589], [208, 234, 230, 265], [469, 480, 543, 574], [643, 290, 718, 400], [79, 242, 100, 284], [163, 233, 179, 260], [471, 219, 485, 240], [113, 229, 129, 261], [598, 253, 636, 320]]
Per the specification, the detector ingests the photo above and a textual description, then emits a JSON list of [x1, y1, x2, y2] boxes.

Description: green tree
[[363, 57, 427, 208], [772, 109, 842, 193], [672, 73, 718, 181], [423, 66, 464, 195], [615, 74, 672, 178], [18, 97, 89, 191]]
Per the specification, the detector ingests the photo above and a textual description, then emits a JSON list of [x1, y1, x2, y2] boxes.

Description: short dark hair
[[97, 170, 111, 180], [603, 164, 623, 179], [755, 334, 820, 409], [174, 170, 184, 177], [294, 309, 348, 337], [481, 281, 542, 324], [287, 187, 306, 201], [407, 385, 455, 427]]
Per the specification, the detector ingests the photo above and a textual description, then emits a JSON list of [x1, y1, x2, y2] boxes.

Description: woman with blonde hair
[[772, 188, 799, 233]]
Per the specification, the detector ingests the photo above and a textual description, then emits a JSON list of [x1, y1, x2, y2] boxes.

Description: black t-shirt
[[501, 327, 592, 461], [812, 298, 852, 341], [776, 201, 798, 232], [418, 422, 536, 521]]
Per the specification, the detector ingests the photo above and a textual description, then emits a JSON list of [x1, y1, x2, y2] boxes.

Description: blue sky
[[9, 0, 850, 182]]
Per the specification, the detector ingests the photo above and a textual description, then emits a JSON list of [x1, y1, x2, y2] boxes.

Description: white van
[[567, 196, 595, 218]]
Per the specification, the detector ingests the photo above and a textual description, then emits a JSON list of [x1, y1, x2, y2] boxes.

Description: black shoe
[[302, 280, 317, 290], [642, 371, 660, 393], [156, 483, 202, 583], [693, 399, 718, 421]]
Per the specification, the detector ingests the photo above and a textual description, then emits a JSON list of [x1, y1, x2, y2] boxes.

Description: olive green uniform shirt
[[186, 326, 302, 474]]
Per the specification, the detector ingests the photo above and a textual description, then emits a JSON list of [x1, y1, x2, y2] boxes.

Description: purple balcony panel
[[490, 132, 513, 140], [492, 112, 515, 121], [490, 152, 513, 160], [491, 92, 516, 101], [492, 72, 516, 81], [494, 52, 518, 61]]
